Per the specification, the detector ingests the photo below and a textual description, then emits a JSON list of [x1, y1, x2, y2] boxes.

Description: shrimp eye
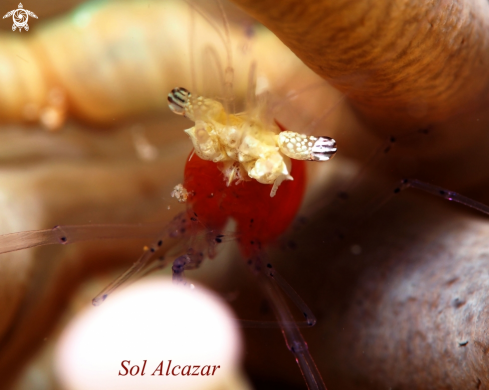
[[311, 136, 337, 161], [168, 87, 191, 115]]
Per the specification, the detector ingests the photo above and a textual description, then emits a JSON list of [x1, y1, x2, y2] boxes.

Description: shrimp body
[[167, 86, 332, 255], [167, 86, 335, 390]]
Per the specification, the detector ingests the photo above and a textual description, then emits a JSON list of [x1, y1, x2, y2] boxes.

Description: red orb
[[183, 153, 306, 256]]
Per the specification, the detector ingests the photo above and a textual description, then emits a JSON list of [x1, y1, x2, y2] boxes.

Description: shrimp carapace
[[168, 87, 337, 197]]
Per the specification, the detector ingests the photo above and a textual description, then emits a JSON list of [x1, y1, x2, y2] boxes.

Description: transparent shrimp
[[0, 2, 339, 389], [162, 5, 339, 387], [167, 84, 337, 388]]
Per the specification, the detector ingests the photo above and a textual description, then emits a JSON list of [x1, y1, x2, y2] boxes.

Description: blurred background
[[2, 0, 489, 389]]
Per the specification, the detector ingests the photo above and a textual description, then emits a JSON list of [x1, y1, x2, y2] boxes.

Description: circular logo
[[2, 3, 38, 32], [12, 9, 28, 28]]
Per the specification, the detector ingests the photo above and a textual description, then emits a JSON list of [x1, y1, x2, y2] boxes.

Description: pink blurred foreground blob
[[55, 278, 243, 390]]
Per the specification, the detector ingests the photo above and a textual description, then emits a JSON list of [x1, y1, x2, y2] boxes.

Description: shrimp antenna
[[188, 3, 197, 94], [184, 0, 234, 112], [183, 0, 228, 50], [246, 60, 257, 114], [202, 45, 226, 102], [215, 0, 234, 111], [269, 81, 332, 119], [282, 81, 331, 103], [302, 92, 349, 136]]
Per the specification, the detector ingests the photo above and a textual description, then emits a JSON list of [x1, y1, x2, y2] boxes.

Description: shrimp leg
[[172, 248, 205, 285], [397, 179, 489, 215], [92, 212, 195, 305], [248, 256, 326, 390], [259, 268, 327, 390], [0, 223, 168, 255]]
